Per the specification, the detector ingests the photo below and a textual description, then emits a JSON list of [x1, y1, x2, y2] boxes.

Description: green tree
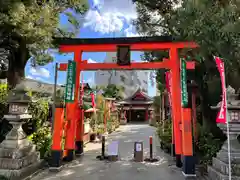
[[102, 84, 124, 100], [0, 0, 89, 88], [92, 84, 124, 100], [133, 0, 240, 129]]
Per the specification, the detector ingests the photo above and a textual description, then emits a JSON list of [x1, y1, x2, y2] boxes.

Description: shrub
[[107, 121, 113, 133], [0, 175, 9, 180], [0, 84, 11, 143], [157, 120, 172, 152], [28, 126, 51, 158], [27, 98, 52, 159], [0, 84, 8, 119], [196, 125, 225, 167]]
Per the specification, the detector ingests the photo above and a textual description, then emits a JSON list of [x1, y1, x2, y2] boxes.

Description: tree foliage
[[0, 0, 89, 87], [133, 0, 240, 129], [93, 84, 125, 101]]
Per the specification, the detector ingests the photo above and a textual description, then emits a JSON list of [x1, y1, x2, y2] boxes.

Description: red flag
[[165, 71, 172, 107], [90, 92, 96, 108], [215, 56, 227, 124]]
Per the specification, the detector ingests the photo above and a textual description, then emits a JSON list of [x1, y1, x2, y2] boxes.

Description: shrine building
[[116, 87, 153, 122]]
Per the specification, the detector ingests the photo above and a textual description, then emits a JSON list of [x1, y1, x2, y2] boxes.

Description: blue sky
[[25, 0, 156, 96]]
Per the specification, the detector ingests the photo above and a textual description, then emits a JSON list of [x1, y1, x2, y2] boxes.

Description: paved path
[[32, 124, 185, 180]]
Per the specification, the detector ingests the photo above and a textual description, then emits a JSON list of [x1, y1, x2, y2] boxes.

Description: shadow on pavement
[[31, 124, 185, 180]]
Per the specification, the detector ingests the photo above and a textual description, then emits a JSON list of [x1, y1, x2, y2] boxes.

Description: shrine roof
[[53, 36, 175, 45], [117, 87, 153, 105]]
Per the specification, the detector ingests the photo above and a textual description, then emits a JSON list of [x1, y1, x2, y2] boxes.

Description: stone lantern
[[0, 82, 43, 179], [208, 86, 240, 180]]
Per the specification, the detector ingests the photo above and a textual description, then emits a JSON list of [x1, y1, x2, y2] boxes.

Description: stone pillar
[[145, 107, 149, 122], [208, 86, 240, 180], [0, 82, 43, 179], [149, 110, 155, 126], [120, 107, 127, 125]]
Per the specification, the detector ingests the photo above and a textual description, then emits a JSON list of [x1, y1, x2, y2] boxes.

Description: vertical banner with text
[[65, 60, 76, 103], [165, 71, 172, 107], [215, 56, 227, 124], [181, 58, 188, 107]]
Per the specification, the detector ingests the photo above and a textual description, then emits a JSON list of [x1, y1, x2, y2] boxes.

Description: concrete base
[[49, 150, 62, 168], [182, 171, 197, 179], [75, 141, 84, 156], [64, 149, 75, 162], [182, 155, 196, 176], [0, 160, 44, 180], [49, 165, 63, 172], [176, 154, 182, 168]]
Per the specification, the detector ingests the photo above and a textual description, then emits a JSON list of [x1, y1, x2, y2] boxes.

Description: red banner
[[215, 56, 227, 124], [165, 71, 172, 107], [90, 92, 96, 108]]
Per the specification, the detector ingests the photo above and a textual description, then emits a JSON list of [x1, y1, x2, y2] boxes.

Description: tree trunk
[[7, 40, 29, 89]]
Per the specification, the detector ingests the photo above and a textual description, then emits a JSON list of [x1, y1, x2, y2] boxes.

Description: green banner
[[181, 58, 188, 107], [65, 60, 76, 103]]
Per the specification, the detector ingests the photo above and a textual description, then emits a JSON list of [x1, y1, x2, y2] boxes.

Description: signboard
[[181, 58, 188, 107], [65, 60, 76, 102], [117, 45, 131, 65], [136, 143, 142, 152], [107, 141, 119, 156]]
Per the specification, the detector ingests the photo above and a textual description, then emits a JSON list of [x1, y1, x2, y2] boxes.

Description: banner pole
[[52, 62, 58, 134], [215, 56, 231, 180], [223, 63, 232, 180]]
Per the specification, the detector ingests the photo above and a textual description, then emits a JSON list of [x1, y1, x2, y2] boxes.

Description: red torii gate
[[51, 36, 198, 176]]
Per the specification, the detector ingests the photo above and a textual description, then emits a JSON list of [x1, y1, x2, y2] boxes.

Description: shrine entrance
[[116, 87, 153, 123], [51, 36, 198, 176], [128, 110, 145, 122]]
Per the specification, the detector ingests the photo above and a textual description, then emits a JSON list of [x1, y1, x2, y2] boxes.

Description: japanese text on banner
[[65, 61, 76, 103]]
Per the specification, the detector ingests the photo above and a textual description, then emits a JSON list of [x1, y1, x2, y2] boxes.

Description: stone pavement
[[31, 124, 186, 180]]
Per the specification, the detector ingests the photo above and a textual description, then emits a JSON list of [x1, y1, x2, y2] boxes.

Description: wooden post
[[169, 47, 183, 167], [182, 108, 195, 176], [75, 53, 84, 155], [64, 103, 76, 161], [50, 107, 64, 169]]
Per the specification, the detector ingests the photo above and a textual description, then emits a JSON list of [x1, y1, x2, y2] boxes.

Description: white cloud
[[84, 10, 125, 34], [84, 0, 137, 34], [26, 75, 34, 79], [26, 75, 44, 81], [124, 24, 140, 37], [29, 67, 50, 78], [84, 77, 94, 84], [96, 0, 137, 20], [88, 58, 97, 63], [93, 0, 103, 9], [36, 77, 44, 81]]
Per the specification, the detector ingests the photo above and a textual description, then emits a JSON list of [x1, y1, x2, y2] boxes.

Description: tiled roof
[[117, 87, 153, 105]]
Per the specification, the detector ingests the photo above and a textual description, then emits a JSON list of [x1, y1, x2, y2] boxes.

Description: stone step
[[208, 166, 240, 180], [0, 152, 40, 170], [0, 159, 44, 180], [0, 145, 36, 159], [212, 157, 240, 176]]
